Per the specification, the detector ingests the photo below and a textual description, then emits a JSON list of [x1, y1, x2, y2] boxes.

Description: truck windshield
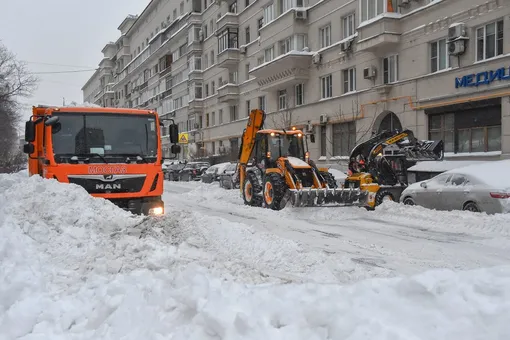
[[51, 112, 158, 164], [268, 134, 305, 161]]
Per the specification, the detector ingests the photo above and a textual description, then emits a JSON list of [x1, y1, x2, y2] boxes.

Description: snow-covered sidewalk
[[1, 173, 510, 339]]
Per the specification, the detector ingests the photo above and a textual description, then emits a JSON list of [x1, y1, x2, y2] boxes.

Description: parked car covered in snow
[[400, 160, 510, 214], [406, 160, 487, 184], [178, 162, 210, 181], [219, 162, 239, 189], [201, 162, 231, 183], [165, 163, 186, 181]]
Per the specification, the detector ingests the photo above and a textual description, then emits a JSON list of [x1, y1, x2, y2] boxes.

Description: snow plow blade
[[286, 187, 368, 207]]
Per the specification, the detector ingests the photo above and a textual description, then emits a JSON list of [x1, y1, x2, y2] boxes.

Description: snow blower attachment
[[237, 109, 367, 210]]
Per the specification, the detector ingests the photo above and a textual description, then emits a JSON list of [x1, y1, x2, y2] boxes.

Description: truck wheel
[[243, 172, 262, 207], [319, 171, 338, 189], [375, 190, 394, 206], [263, 173, 288, 210]]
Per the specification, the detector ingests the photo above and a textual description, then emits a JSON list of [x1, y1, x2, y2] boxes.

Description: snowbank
[[2, 173, 510, 339]]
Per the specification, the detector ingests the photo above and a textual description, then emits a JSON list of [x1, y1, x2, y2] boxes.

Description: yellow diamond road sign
[[178, 132, 189, 144]]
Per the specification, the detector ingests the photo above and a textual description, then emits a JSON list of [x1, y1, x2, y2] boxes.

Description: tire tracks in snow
[[164, 182, 510, 278]]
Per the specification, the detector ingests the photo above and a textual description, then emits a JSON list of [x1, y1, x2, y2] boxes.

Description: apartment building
[[83, 0, 510, 163]]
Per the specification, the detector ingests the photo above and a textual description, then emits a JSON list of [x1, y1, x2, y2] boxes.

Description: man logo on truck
[[95, 183, 121, 190]]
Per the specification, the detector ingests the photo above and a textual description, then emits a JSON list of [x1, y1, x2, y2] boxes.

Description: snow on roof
[[408, 160, 487, 173], [445, 159, 510, 189]]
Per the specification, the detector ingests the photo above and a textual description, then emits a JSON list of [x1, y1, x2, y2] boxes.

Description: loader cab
[[251, 130, 306, 168]]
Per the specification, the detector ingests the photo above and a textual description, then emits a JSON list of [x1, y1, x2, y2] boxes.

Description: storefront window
[[457, 126, 501, 153], [428, 113, 454, 153]]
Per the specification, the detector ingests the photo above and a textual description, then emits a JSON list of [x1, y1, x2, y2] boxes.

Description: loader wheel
[[243, 172, 262, 207], [263, 173, 288, 210], [375, 190, 394, 206], [319, 171, 338, 189]]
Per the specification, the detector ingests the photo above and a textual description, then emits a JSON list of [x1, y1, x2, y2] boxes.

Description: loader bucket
[[287, 187, 368, 208]]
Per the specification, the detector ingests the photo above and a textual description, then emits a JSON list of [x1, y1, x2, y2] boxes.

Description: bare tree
[[269, 93, 299, 130], [320, 99, 383, 169], [0, 42, 38, 173]]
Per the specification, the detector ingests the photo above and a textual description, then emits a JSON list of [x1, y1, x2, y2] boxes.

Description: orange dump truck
[[22, 105, 181, 216]]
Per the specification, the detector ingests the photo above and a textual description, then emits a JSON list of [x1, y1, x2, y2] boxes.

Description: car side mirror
[[23, 143, 34, 154], [25, 120, 35, 142], [309, 134, 315, 143], [169, 124, 179, 144], [171, 144, 181, 154], [45, 116, 59, 126], [420, 182, 427, 188]]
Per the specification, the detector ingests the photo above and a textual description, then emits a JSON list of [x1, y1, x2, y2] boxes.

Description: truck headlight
[[149, 206, 164, 216]]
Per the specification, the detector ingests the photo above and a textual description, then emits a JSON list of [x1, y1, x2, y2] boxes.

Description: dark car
[[165, 163, 186, 181], [219, 163, 239, 189], [179, 162, 210, 181]]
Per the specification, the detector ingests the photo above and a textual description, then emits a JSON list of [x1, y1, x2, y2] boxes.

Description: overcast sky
[[0, 0, 150, 124]]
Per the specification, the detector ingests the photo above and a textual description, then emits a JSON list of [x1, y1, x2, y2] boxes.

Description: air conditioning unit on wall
[[294, 8, 307, 20], [363, 66, 377, 79], [319, 114, 328, 124]]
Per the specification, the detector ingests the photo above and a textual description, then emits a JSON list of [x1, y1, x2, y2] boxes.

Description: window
[[320, 125, 326, 156], [218, 28, 239, 52], [173, 9, 177, 20], [219, 109, 223, 124], [230, 105, 238, 121], [342, 13, 355, 38], [343, 67, 356, 93], [229, 71, 238, 83], [383, 55, 398, 84], [332, 122, 356, 156], [319, 25, 331, 48], [245, 26, 251, 44], [245, 63, 250, 80], [295, 84, 304, 106], [295, 34, 307, 51], [212, 111, 216, 126], [180, 1, 184, 14], [205, 83, 209, 97], [206, 113, 210, 127], [246, 0, 250, 7], [430, 39, 448, 73], [476, 20, 504, 61], [258, 96, 266, 111], [278, 90, 287, 110], [264, 46, 274, 62], [279, 0, 292, 13], [360, 0, 385, 22], [264, 3, 275, 24], [320, 74, 332, 99], [257, 18, 263, 36], [211, 81, 215, 94], [428, 113, 454, 153], [190, 56, 202, 71], [210, 20, 214, 36], [210, 50, 214, 64], [246, 100, 251, 116], [458, 126, 501, 153], [279, 37, 292, 55]]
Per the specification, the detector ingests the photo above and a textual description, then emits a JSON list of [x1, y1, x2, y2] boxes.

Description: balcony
[[216, 13, 238, 33], [217, 49, 240, 70], [249, 51, 313, 91], [356, 14, 401, 55], [188, 98, 204, 112], [217, 83, 239, 103], [188, 70, 203, 81]]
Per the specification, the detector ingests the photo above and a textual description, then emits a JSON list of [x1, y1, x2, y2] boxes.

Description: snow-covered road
[[2, 172, 510, 339], [163, 180, 510, 281]]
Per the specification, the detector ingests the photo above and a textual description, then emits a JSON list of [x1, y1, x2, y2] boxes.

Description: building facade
[[83, 0, 510, 164]]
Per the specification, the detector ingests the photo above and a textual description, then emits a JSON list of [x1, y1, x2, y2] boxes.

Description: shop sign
[[455, 66, 510, 88]]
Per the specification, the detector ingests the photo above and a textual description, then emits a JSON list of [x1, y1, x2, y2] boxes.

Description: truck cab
[[23, 105, 181, 215]]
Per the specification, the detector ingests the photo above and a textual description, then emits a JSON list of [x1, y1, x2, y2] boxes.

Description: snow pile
[[447, 159, 510, 189], [2, 174, 510, 339]]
